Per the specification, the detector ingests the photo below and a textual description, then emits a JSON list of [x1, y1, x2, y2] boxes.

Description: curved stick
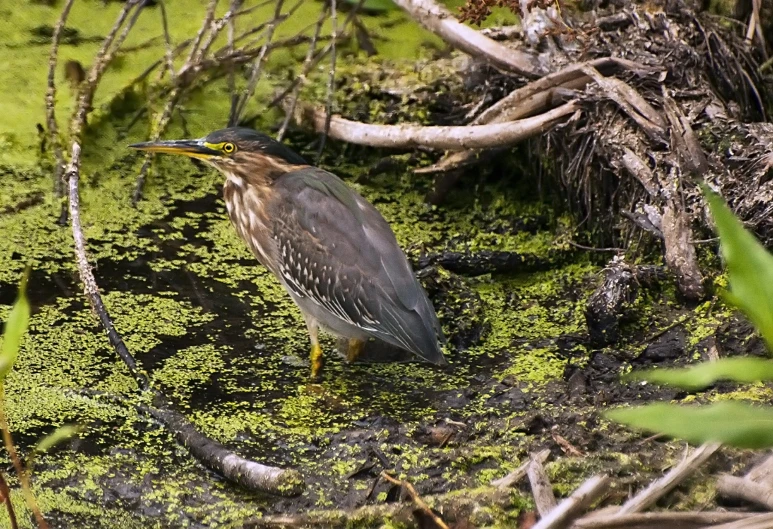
[[392, 0, 538, 77], [289, 100, 578, 150], [59, 0, 305, 496]]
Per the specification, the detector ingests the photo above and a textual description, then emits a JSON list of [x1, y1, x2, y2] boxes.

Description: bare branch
[[615, 443, 719, 515], [57, 0, 305, 494], [70, 0, 142, 139], [381, 472, 450, 529], [288, 100, 579, 150], [528, 452, 558, 517], [573, 511, 754, 529], [267, 0, 364, 110], [316, 0, 338, 163], [183, 0, 219, 67], [158, 0, 177, 81], [231, 0, 292, 126], [276, 6, 329, 141], [717, 474, 773, 510], [533, 475, 610, 529], [491, 448, 550, 489], [45, 0, 75, 198], [0, 472, 18, 529], [391, 0, 538, 77]]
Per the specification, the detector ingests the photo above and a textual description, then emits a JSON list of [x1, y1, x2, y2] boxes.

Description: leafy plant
[[0, 270, 80, 529], [607, 186, 773, 447]]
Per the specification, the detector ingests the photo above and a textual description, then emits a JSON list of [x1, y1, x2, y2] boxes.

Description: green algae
[[0, 4, 742, 527]]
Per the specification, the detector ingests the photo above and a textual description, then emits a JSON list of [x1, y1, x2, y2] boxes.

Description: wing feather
[[269, 167, 446, 363]]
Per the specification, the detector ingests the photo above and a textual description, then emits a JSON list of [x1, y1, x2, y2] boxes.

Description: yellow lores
[[131, 127, 447, 379]]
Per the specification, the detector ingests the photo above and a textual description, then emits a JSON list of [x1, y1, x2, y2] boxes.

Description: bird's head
[[129, 127, 308, 183]]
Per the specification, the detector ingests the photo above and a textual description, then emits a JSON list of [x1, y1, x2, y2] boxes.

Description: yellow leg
[[346, 338, 365, 363], [306, 318, 324, 379]]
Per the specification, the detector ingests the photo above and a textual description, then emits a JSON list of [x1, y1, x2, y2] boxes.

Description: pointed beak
[[128, 139, 220, 160]]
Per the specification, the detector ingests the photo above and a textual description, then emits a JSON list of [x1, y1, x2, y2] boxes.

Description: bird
[[130, 127, 447, 379]]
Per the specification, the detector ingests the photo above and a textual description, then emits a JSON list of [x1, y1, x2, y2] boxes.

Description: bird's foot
[[345, 338, 365, 363], [310, 343, 324, 380]]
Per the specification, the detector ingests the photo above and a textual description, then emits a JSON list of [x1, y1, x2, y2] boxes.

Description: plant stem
[[0, 384, 49, 529]]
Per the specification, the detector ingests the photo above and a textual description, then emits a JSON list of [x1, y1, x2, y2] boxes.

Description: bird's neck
[[222, 175, 275, 271]]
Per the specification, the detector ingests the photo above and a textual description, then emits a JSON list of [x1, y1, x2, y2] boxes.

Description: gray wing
[[269, 167, 446, 364]]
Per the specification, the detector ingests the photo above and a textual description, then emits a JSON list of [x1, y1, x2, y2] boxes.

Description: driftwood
[[391, 0, 538, 77], [288, 99, 579, 150], [534, 475, 610, 529], [528, 452, 558, 517], [491, 448, 550, 489], [616, 443, 720, 515]]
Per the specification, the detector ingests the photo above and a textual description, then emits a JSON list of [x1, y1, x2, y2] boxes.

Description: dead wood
[[533, 475, 610, 529], [391, 0, 538, 77], [44, 0, 74, 200], [717, 475, 773, 510], [287, 99, 579, 150], [615, 443, 720, 515], [709, 513, 773, 529], [381, 472, 450, 529], [528, 452, 558, 517], [572, 511, 754, 529], [491, 448, 550, 489]]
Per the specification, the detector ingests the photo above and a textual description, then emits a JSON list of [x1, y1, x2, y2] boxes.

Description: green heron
[[130, 127, 447, 378]]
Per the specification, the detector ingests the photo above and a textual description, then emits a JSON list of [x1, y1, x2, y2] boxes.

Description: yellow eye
[[222, 142, 236, 154]]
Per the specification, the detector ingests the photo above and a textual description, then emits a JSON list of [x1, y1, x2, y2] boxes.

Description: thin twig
[[615, 443, 720, 515], [227, 0, 242, 122], [381, 472, 450, 529], [573, 511, 753, 529], [0, 385, 48, 529], [533, 475, 610, 529], [158, 0, 176, 81], [70, 0, 142, 138], [45, 0, 75, 200], [288, 100, 579, 150], [391, 0, 537, 76], [709, 512, 773, 529], [67, 140, 303, 494], [230, 0, 289, 126], [528, 452, 558, 517], [315, 0, 337, 164], [276, 6, 329, 141], [183, 0, 219, 68], [0, 472, 18, 529], [58, 1, 303, 493], [267, 0, 364, 111], [491, 448, 550, 489]]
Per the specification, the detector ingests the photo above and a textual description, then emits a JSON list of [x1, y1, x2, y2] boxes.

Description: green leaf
[[704, 186, 773, 352], [606, 401, 773, 448], [34, 424, 82, 455], [0, 269, 31, 381], [625, 357, 773, 390]]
